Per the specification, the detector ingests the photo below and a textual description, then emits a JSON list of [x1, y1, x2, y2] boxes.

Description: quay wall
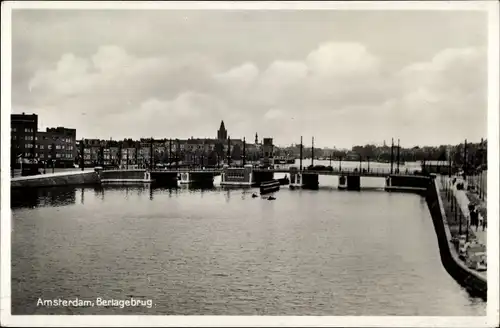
[[425, 179, 487, 300], [11, 171, 100, 189], [390, 175, 431, 189], [100, 169, 147, 180]]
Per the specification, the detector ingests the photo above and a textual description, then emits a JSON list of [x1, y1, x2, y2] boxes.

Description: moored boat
[[260, 180, 280, 195]]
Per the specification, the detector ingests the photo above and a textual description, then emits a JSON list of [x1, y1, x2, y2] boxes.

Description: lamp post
[[390, 138, 394, 174], [311, 136, 315, 167], [299, 136, 303, 171], [243, 137, 246, 166]]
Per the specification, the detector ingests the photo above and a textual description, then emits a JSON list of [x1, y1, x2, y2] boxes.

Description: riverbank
[[11, 171, 100, 189], [426, 178, 487, 300]]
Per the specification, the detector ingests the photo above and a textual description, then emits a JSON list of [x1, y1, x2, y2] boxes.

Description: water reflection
[[11, 187, 77, 209], [11, 182, 486, 315]]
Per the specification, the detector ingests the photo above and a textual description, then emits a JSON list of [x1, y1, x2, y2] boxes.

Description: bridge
[[149, 167, 413, 177], [96, 165, 430, 192]]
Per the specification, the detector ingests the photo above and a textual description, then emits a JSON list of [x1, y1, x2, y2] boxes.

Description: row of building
[[11, 113, 77, 168], [11, 114, 275, 168]]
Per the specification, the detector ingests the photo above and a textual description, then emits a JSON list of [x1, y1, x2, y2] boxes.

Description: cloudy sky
[[11, 8, 488, 148]]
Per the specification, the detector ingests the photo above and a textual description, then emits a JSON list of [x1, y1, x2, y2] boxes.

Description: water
[[11, 170, 486, 315]]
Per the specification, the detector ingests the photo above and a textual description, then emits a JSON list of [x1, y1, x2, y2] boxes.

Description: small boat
[[267, 196, 276, 200], [260, 180, 280, 195], [251, 193, 258, 198]]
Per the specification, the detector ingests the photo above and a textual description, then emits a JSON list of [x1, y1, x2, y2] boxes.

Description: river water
[[11, 161, 486, 315]]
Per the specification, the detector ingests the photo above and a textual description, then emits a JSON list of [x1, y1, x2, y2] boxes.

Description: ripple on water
[[11, 184, 486, 315]]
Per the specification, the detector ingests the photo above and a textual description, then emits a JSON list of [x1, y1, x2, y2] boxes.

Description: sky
[[11, 8, 489, 148]]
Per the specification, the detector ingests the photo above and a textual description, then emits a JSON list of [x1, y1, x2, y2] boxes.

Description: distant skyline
[[11, 8, 489, 148]]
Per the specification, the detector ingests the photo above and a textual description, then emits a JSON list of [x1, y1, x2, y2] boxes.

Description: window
[[40, 153, 45, 158], [61, 145, 65, 150], [12, 136, 16, 140], [48, 145, 52, 149], [48, 154, 52, 158], [35, 136, 38, 141], [40, 145, 44, 149], [56, 153, 61, 158], [56, 145, 61, 150], [11, 127, 16, 132]]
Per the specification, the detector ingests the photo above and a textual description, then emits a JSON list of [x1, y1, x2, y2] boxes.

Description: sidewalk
[[452, 177, 487, 245]]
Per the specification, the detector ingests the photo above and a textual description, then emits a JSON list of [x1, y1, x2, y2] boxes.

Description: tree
[[231, 144, 242, 161]]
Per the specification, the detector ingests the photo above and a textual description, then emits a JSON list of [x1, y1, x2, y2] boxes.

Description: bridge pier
[[338, 175, 347, 190], [179, 171, 214, 186], [220, 164, 256, 186], [302, 173, 319, 189], [289, 168, 319, 189], [150, 171, 178, 186], [347, 176, 361, 191], [289, 167, 303, 188], [338, 175, 361, 190], [253, 170, 274, 186], [385, 174, 432, 194]]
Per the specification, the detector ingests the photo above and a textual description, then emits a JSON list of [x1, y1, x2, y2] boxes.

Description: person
[[470, 207, 479, 230]]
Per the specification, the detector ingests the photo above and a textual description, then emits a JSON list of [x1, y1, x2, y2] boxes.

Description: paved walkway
[[11, 169, 91, 182], [450, 177, 487, 246]]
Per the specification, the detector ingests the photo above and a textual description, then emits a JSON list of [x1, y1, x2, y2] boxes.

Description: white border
[[1, 1, 499, 327]]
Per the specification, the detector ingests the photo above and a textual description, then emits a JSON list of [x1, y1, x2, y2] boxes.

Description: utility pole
[[243, 137, 246, 166], [390, 138, 394, 174], [227, 136, 231, 166], [396, 139, 400, 173], [463, 139, 467, 179], [299, 136, 303, 171], [169, 139, 172, 169], [311, 136, 315, 167], [176, 139, 180, 170], [80, 138, 84, 171], [150, 137, 153, 171], [32, 124, 36, 166]]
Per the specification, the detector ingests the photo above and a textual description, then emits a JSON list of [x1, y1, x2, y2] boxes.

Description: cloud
[[12, 11, 487, 148]]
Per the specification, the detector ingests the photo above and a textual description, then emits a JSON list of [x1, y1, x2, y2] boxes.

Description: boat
[[267, 196, 276, 200], [251, 193, 259, 198], [260, 180, 280, 195]]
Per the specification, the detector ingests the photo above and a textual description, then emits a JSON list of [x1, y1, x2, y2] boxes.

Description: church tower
[[255, 132, 258, 145], [217, 120, 227, 140]]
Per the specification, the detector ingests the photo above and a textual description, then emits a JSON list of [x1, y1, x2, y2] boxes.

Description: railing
[[108, 166, 422, 176]]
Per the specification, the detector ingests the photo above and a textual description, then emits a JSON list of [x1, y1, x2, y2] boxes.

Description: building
[[11, 113, 38, 167], [70, 120, 271, 168], [36, 127, 77, 167], [261, 138, 274, 166], [217, 120, 227, 140]]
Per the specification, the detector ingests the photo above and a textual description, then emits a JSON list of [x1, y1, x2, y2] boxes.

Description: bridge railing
[[117, 166, 420, 176]]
